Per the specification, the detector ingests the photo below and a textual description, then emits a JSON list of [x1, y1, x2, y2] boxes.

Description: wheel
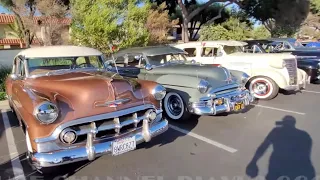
[[247, 76, 279, 100], [163, 92, 191, 122]]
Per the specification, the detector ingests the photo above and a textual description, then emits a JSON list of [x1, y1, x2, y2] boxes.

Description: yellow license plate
[[234, 103, 245, 111]]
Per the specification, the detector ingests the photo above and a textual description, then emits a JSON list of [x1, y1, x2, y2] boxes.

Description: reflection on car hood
[[25, 71, 149, 120], [151, 63, 238, 88]]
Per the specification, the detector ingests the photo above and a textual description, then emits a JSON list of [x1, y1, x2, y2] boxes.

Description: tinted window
[[184, 48, 196, 57]]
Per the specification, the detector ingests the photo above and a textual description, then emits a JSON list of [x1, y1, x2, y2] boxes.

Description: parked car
[[257, 38, 320, 52], [105, 45, 254, 122], [5, 46, 168, 173], [244, 40, 320, 83], [174, 41, 309, 100]]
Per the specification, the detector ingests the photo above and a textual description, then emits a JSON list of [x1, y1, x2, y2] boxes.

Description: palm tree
[[5, 18, 25, 48]]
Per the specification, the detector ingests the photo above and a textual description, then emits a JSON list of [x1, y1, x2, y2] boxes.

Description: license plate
[[234, 102, 245, 111], [112, 136, 136, 156]]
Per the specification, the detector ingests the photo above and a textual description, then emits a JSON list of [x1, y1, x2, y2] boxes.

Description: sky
[[0, 6, 10, 14]]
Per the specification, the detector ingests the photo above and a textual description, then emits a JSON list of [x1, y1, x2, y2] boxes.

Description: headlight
[[33, 102, 59, 124], [241, 73, 250, 84], [198, 79, 209, 94], [152, 85, 166, 100]]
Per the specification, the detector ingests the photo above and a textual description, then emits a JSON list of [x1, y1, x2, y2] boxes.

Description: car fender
[[250, 70, 288, 89]]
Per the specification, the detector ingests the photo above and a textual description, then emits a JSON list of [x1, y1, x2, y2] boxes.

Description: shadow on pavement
[[246, 115, 315, 180]]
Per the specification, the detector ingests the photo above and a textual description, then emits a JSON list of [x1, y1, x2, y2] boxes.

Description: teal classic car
[[106, 46, 254, 121]]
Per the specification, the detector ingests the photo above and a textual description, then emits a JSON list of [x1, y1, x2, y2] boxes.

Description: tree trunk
[[182, 21, 189, 42]]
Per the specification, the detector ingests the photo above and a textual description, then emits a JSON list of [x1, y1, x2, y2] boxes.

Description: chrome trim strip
[[201, 88, 245, 101], [206, 83, 240, 96], [95, 98, 131, 107], [35, 104, 157, 143]]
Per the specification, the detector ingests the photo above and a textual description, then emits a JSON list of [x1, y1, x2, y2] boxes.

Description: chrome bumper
[[283, 75, 310, 91], [188, 90, 254, 116], [29, 119, 168, 168]]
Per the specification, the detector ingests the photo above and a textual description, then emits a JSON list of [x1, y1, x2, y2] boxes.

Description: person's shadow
[[246, 115, 315, 180]]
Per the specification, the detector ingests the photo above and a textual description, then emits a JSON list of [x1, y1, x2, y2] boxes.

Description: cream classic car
[[174, 41, 310, 100]]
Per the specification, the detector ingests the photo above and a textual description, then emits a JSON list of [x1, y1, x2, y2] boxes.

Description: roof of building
[[0, 14, 71, 25], [17, 46, 102, 58], [0, 38, 40, 45]]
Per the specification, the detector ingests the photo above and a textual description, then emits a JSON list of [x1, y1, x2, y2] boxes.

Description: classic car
[[258, 38, 320, 52], [5, 46, 168, 173], [174, 41, 309, 100], [244, 40, 320, 83], [105, 45, 254, 122]]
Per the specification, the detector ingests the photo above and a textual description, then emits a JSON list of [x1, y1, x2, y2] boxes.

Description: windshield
[[27, 56, 104, 76], [289, 41, 304, 48], [223, 46, 243, 54], [146, 53, 187, 66]]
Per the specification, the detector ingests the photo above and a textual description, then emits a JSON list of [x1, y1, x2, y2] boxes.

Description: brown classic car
[[5, 46, 168, 173]]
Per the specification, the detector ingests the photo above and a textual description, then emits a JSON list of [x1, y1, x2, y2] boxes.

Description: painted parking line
[[1, 110, 26, 180], [253, 104, 305, 115], [302, 90, 320, 94], [169, 124, 238, 153]]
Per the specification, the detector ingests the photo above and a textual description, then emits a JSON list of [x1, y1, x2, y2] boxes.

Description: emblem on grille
[[95, 98, 131, 107]]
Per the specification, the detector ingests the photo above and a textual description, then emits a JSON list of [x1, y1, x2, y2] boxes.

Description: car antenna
[[109, 44, 119, 77]]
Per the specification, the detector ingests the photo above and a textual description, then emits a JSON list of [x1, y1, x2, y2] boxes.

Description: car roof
[[268, 38, 297, 42], [244, 40, 274, 44], [174, 40, 247, 47], [17, 45, 103, 58], [114, 45, 186, 57]]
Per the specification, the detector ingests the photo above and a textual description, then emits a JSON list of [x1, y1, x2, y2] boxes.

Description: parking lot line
[[302, 90, 320, 94], [253, 104, 305, 115], [169, 124, 238, 153], [1, 110, 26, 180]]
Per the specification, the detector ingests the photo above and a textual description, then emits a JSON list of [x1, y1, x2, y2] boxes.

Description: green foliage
[[311, 0, 320, 14], [71, 0, 151, 54], [0, 66, 11, 93], [252, 25, 271, 39], [199, 17, 253, 41], [0, 92, 6, 101]]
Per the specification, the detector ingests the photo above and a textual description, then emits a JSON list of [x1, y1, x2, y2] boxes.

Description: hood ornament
[[95, 98, 131, 108]]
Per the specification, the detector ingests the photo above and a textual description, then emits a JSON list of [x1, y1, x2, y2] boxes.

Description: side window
[[184, 48, 196, 57], [201, 47, 218, 57]]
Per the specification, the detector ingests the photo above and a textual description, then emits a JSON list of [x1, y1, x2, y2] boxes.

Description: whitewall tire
[[163, 92, 190, 121], [248, 77, 279, 100]]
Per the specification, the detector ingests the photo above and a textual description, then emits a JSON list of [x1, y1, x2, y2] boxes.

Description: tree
[[173, 3, 230, 40], [177, 0, 243, 42], [199, 17, 253, 41], [242, 0, 310, 37], [252, 25, 271, 39], [71, 0, 151, 54], [5, 18, 24, 48], [34, 0, 69, 45], [146, 2, 179, 45]]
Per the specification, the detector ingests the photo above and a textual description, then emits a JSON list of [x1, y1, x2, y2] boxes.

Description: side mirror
[[191, 60, 196, 64], [217, 52, 223, 57], [145, 64, 153, 71], [10, 74, 21, 81]]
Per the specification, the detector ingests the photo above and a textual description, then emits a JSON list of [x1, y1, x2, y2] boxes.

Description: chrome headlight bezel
[[33, 101, 59, 124], [152, 84, 166, 100], [198, 79, 210, 94]]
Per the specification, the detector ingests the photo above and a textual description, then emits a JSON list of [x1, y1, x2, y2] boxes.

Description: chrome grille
[[60, 109, 152, 144], [284, 59, 298, 85]]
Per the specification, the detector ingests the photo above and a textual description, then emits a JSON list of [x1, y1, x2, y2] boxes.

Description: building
[[0, 14, 71, 49]]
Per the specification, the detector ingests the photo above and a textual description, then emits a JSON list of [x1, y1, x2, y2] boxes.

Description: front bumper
[[29, 119, 168, 168], [283, 75, 310, 91], [188, 90, 254, 116]]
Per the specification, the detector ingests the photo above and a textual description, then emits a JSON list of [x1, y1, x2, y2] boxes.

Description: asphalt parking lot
[[1, 84, 320, 180]]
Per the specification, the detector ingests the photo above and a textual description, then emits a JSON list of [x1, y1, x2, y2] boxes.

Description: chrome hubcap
[[253, 82, 269, 96], [167, 95, 183, 116]]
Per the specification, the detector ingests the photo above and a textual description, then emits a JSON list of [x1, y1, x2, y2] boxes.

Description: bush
[[0, 92, 6, 101], [0, 65, 12, 92]]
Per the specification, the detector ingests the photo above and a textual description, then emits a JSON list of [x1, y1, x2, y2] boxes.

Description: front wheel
[[163, 92, 191, 122], [247, 77, 279, 100]]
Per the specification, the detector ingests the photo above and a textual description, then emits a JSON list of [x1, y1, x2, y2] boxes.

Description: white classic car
[[174, 41, 310, 100]]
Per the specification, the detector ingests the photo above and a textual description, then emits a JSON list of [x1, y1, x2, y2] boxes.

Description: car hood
[[25, 71, 150, 121], [151, 63, 238, 88]]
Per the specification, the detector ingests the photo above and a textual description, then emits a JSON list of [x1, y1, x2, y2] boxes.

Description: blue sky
[[0, 6, 10, 13]]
